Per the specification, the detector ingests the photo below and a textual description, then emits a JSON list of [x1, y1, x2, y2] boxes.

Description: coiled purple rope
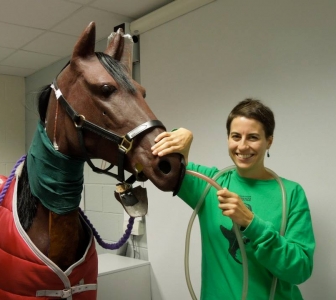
[[79, 209, 134, 250], [0, 155, 26, 205], [0, 155, 133, 250]]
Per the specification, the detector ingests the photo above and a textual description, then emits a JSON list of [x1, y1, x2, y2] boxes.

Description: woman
[[151, 99, 315, 300]]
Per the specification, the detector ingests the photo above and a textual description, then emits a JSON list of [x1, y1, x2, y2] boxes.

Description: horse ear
[[105, 29, 133, 74], [105, 28, 124, 60], [72, 22, 96, 59]]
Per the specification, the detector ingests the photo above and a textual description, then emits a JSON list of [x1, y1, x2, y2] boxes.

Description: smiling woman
[[227, 100, 274, 180], [151, 98, 315, 300]]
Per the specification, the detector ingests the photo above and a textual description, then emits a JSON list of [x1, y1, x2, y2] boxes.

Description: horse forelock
[[95, 52, 137, 95]]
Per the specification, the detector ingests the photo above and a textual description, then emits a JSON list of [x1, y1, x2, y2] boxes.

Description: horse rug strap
[[36, 283, 97, 299]]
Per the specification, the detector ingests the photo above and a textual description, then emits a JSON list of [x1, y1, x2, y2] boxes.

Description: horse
[[0, 22, 185, 299]]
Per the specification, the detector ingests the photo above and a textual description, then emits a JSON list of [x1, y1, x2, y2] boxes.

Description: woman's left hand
[[151, 128, 193, 163], [217, 188, 254, 227]]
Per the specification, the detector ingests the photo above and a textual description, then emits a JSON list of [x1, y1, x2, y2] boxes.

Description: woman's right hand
[[151, 128, 193, 163]]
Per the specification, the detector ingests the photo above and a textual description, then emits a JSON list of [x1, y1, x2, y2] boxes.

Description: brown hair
[[226, 98, 275, 138]]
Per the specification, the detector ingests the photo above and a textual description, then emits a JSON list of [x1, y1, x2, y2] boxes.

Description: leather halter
[[50, 80, 165, 184]]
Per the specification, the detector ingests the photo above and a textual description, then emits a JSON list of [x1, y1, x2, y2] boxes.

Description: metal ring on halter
[[119, 136, 133, 154], [74, 115, 86, 128]]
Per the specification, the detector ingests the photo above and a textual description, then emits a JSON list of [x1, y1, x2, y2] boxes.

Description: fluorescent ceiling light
[[130, 0, 216, 35]]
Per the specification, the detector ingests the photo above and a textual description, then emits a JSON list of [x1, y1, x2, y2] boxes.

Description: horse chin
[[135, 172, 148, 182]]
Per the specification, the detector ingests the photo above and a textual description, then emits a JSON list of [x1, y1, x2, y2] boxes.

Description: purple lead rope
[[0, 155, 133, 250], [0, 155, 26, 205], [79, 209, 134, 250]]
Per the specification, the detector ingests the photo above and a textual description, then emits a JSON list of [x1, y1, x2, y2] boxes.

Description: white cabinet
[[97, 253, 151, 300]]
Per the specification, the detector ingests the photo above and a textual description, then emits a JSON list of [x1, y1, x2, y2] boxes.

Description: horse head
[[43, 22, 185, 215]]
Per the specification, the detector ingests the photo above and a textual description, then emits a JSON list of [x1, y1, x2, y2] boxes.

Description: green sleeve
[[243, 183, 315, 284], [178, 162, 219, 209]]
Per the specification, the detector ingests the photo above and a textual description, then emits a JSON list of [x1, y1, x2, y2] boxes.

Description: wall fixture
[[130, 0, 216, 35]]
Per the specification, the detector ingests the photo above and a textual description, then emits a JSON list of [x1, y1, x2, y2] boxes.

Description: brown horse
[[0, 22, 184, 299]]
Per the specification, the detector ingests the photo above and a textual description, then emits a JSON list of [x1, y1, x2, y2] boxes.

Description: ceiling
[[0, 0, 173, 77]]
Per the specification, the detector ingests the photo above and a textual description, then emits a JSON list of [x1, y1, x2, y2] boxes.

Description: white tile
[[0, 0, 173, 77], [1, 50, 61, 71], [125, 239, 148, 261], [102, 185, 124, 213], [91, 0, 173, 19], [84, 210, 121, 241], [0, 22, 44, 49], [84, 184, 103, 211], [84, 162, 119, 185], [23, 32, 79, 57], [67, 0, 93, 4], [0, 0, 81, 29], [0, 65, 36, 77], [0, 47, 16, 61]]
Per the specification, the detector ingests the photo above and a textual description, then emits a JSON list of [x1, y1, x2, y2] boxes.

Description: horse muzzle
[[115, 154, 186, 217]]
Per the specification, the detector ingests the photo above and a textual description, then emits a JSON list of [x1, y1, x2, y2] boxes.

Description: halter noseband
[[50, 79, 165, 184]]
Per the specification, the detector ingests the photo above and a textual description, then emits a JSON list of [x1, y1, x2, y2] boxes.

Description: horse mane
[[17, 161, 38, 231], [37, 53, 136, 121]]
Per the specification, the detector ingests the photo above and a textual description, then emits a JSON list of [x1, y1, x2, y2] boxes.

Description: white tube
[[184, 166, 287, 300], [184, 166, 248, 300], [265, 168, 287, 300]]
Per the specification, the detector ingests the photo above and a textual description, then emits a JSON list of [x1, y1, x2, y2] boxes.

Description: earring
[[267, 150, 270, 158]]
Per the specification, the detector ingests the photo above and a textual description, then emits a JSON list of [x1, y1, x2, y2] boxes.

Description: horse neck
[[48, 209, 88, 271], [26, 194, 89, 271], [25, 121, 89, 271]]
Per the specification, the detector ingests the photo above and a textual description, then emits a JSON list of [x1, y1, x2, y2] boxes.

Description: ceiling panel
[[0, 0, 174, 77], [67, 0, 94, 4], [0, 65, 36, 77], [0, 48, 15, 61], [0, 23, 44, 49], [51, 7, 132, 40], [2, 50, 61, 70], [90, 0, 173, 19], [23, 32, 79, 57], [0, 0, 81, 29]]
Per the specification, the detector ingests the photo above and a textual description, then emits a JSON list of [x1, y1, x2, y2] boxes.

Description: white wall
[[0, 75, 25, 175], [142, 1, 336, 299], [24, 38, 149, 260]]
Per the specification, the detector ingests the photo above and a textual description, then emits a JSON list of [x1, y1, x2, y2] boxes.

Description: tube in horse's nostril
[[158, 160, 172, 174]]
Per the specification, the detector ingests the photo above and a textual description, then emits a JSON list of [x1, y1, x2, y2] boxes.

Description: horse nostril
[[158, 160, 172, 175]]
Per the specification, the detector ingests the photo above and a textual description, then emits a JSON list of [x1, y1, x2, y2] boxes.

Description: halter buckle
[[119, 136, 133, 153]]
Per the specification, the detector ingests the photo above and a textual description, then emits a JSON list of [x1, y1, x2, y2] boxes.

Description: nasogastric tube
[[184, 166, 287, 300]]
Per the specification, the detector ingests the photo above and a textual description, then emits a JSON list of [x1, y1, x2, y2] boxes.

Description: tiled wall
[[0, 75, 25, 176], [83, 163, 148, 260]]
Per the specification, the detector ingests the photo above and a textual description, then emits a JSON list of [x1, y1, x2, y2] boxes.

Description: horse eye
[[101, 84, 116, 97]]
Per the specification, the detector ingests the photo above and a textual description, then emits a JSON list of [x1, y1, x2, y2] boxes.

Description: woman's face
[[228, 116, 273, 179]]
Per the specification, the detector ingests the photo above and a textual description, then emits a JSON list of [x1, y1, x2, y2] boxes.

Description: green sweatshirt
[[178, 162, 315, 300]]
